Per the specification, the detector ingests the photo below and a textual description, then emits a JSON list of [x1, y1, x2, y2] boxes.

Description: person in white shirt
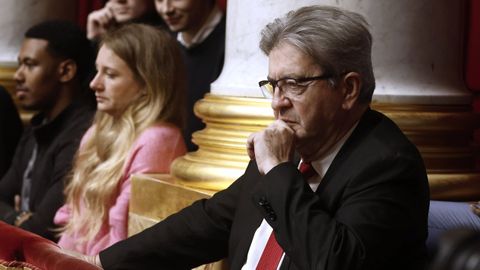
[[155, 0, 226, 151]]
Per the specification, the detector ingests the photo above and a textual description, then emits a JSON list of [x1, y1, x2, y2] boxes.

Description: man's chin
[[114, 14, 134, 23], [19, 103, 40, 112], [282, 120, 298, 130]]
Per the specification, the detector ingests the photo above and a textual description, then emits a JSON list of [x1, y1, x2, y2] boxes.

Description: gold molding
[[0, 63, 34, 123], [429, 172, 480, 201], [171, 94, 480, 199], [128, 174, 225, 269], [172, 95, 271, 191], [0, 64, 16, 94]]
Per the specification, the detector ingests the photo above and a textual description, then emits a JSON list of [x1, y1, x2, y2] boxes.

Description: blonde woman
[[54, 24, 187, 255]]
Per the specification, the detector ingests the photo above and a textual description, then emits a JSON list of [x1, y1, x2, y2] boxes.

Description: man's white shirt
[[177, 5, 223, 48], [241, 123, 358, 269]]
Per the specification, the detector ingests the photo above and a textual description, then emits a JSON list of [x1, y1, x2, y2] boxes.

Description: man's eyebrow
[[18, 56, 34, 62], [267, 74, 303, 80]]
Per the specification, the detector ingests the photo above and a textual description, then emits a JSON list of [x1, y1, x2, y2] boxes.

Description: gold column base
[[171, 94, 480, 200], [172, 94, 272, 191], [128, 174, 226, 270]]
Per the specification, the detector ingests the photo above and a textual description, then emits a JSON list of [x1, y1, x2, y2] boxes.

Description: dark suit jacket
[[0, 102, 93, 240], [0, 86, 22, 178], [100, 109, 429, 270]]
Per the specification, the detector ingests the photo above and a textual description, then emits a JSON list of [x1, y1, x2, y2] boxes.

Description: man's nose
[[13, 66, 24, 83], [159, 0, 173, 14], [271, 89, 292, 111]]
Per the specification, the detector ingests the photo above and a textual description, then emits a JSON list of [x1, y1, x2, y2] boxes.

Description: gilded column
[[171, 0, 479, 200]]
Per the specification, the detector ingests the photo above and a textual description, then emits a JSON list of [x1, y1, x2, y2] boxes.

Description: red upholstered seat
[[0, 221, 100, 270]]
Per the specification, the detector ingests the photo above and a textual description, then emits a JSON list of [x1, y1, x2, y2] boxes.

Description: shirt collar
[[302, 121, 359, 191], [177, 5, 223, 48]]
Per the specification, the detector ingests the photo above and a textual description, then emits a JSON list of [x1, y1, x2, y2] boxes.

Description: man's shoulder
[[44, 103, 94, 145], [340, 109, 424, 171], [61, 103, 94, 131], [356, 109, 417, 152]]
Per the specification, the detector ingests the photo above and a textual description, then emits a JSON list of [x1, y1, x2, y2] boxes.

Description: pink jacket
[[54, 123, 186, 255]]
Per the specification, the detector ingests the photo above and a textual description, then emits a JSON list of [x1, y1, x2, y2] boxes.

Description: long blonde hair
[[61, 24, 186, 242]]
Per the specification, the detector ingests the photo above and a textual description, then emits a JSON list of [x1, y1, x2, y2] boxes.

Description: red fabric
[[299, 162, 318, 179], [255, 163, 318, 269], [467, 0, 480, 165], [0, 221, 101, 270], [466, 0, 480, 92], [256, 232, 283, 270], [0, 260, 42, 270], [217, 0, 227, 13], [76, 0, 106, 30]]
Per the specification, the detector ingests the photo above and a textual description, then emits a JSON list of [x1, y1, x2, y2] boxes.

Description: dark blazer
[[100, 109, 429, 270], [181, 15, 226, 151], [0, 102, 93, 241], [0, 86, 22, 178]]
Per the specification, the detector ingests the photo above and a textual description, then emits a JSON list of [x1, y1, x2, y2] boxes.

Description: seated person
[[54, 23, 187, 255], [155, 0, 225, 151], [428, 200, 480, 255], [0, 221, 101, 270], [0, 86, 22, 178], [78, 5, 429, 270], [87, 0, 163, 41], [0, 21, 95, 241]]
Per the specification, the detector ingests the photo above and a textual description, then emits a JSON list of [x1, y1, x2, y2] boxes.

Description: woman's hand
[[61, 249, 103, 268]]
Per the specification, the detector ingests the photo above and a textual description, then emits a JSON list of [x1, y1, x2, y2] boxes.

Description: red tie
[[256, 232, 284, 270], [256, 162, 317, 270], [299, 162, 317, 179]]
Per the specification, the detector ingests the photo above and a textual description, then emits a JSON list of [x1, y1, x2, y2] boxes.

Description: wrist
[[14, 211, 32, 227], [94, 255, 103, 268]]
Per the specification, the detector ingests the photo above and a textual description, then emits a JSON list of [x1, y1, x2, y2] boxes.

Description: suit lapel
[[229, 162, 265, 269], [315, 108, 374, 195]]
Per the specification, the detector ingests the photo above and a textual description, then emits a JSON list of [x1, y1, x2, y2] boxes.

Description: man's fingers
[[471, 203, 480, 216], [98, 11, 114, 26], [246, 133, 256, 160], [14, 195, 20, 211]]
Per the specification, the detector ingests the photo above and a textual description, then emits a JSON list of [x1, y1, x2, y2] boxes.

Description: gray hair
[[260, 5, 375, 103]]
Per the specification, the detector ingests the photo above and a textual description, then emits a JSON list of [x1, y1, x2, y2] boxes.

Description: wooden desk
[[128, 174, 227, 270]]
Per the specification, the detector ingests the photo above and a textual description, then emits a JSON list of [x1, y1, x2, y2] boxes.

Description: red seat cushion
[[0, 221, 101, 270]]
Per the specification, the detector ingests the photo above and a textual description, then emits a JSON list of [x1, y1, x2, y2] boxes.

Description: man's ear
[[58, 59, 77, 83], [341, 72, 362, 110]]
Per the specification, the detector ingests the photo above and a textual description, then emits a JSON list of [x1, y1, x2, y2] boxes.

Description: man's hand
[[247, 120, 295, 175], [14, 211, 32, 227], [86, 2, 115, 40], [470, 202, 480, 217], [13, 194, 32, 227]]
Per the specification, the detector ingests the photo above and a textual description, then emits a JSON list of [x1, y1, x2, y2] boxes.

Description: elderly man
[[85, 5, 429, 270]]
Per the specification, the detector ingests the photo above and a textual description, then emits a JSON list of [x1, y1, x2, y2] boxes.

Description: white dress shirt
[[177, 5, 223, 49], [242, 124, 358, 269]]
